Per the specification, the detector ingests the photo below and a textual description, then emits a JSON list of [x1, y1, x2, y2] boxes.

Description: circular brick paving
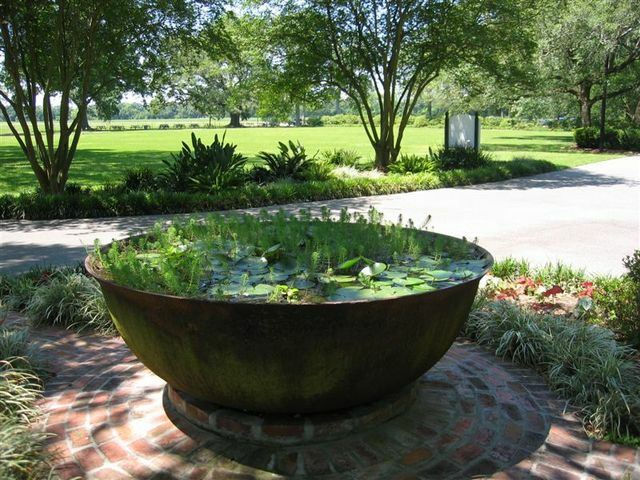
[[26, 320, 639, 480]]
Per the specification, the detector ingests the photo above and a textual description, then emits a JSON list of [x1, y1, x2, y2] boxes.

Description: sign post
[[445, 112, 481, 151]]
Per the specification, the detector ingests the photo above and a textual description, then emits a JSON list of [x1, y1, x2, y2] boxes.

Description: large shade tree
[[164, 12, 265, 128], [537, 0, 640, 127], [0, 0, 218, 194], [272, 0, 535, 170]]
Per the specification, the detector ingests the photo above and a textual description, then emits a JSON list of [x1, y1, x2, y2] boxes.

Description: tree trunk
[[427, 101, 432, 119], [228, 112, 241, 128], [373, 141, 399, 171], [578, 83, 594, 127], [80, 109, 92, 131], [633, 98, 640, 125], [294, 104, 301, 126]]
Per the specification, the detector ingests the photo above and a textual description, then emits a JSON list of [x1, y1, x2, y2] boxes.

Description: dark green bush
[[320, 148, 363, 168], [159, 124, 170, 130], [0, 159, 557, 220], [160, 132, 247, 193], [121, 167, 158, 192], [574, 127, 599, 148], [306, 117, 323, 127], [388, 154, 435, 174], [63, 183, 90, 195], [254, 141, 315, 181], [298, 161, 334, 181], [592, 277, 639, 347], [618, 129, 640, 151], [429, 146, 492, 171], [574, 127, 623, 149], [320, 114, 361, 125], [590, 250, 640, 347]]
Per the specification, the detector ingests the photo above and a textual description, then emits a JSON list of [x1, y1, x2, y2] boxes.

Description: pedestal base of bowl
[[164, 382, 418, 446]]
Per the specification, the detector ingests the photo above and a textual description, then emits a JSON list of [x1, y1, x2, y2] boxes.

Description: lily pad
[[453, 269, 476, 279], [330, 275, 356, 283], [416, 256, 439, 268], [423, 270, 454, 281], [236, 256, 269, 271], [329, 286, 378, 301], [359, 262, 387, 278], [293, 279, 315, 289], [411, 284, 437, 293], [244, 284, 275, 296], [380, 270, 407, 279], [393, 277, 425, 287]]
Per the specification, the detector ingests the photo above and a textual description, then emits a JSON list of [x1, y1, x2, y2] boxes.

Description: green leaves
[[336, 256, 362, 270], [359, 262, 387, 278], [100, 209, 489, 304]]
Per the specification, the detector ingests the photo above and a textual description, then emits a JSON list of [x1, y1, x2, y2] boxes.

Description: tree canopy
[[0, 0, 221, 193], [267, 0, 535, 169]]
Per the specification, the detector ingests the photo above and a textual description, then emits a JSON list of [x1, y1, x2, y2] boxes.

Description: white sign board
[[448, 114, 480, 149]]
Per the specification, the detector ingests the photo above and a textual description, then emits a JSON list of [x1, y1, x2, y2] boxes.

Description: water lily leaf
[[264, 272, 290, 283], [423, 270, 454, 281], [329, 286, 378, 301], [330, 275, 356, 283], [393, 277, 424, 287], [244, 284, 275, 296], [417, 256, 439, 268], [293, 279, 315, 289], [273, 257, 299, 275], [236, 256, 268, 271], [380, 270, 407, 279], [219, 283, 245, 296], [373, 280, 394, 287], [453, 269, 476, 279], [263, 243, 282, 255], [336, 256, 362, 270], [411, 284, 437, 293], [359, 262, 387, 278]]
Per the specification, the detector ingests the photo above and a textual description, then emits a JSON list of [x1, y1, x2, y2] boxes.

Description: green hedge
[[0, 159, 557, 220], [574, 127, 640, 150]]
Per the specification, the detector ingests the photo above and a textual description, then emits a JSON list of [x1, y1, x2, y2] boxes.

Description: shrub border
[[0, 159, 557, 221]]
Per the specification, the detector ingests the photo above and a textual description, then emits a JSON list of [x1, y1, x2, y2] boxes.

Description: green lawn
[[0, 126, 624, 194]]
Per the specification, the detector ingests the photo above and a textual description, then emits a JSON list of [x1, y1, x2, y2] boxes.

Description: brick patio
[[27, 321, 639, 479]]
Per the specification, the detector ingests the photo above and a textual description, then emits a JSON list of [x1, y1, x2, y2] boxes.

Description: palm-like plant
[[160, 132, 247, 193], [255, 141, 314, 181]]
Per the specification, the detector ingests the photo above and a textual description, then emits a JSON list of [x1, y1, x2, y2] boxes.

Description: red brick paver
[[29, 324, 639, 479]]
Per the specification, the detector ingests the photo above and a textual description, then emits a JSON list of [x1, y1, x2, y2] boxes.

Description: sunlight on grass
[[0, 126, 624, 194]]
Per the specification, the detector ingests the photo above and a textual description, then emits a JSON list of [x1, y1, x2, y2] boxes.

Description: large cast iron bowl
[[86, 229, 492, 414]]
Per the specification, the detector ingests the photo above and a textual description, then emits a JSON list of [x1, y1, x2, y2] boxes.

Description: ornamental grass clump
[[0, 326, 51, 480], [25, 271, 114, 335], [94, 208, 491, 304], [465, 301, 640, 438]]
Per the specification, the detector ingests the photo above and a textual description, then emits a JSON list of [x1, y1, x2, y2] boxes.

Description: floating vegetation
[[94, 208, 491, 303]]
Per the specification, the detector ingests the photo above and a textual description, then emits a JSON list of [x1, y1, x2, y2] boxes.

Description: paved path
[[1, 156, 638, 276], [18, 313, 636, 480]]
